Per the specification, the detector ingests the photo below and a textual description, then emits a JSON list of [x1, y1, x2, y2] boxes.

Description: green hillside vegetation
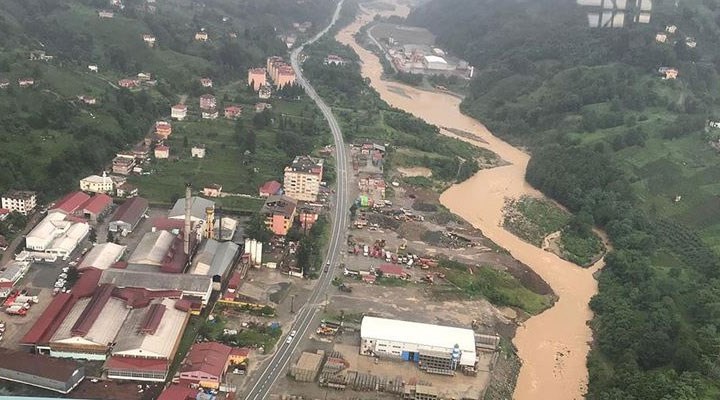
[[408, 0, 720, 397], [0, 0, 335, 202]]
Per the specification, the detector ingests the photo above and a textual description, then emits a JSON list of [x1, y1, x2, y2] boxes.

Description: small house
[[191, 144, 206, 158], [202, 184, 222, 198], [118, 79, 139, 88], [154, 145, 169, 159], [143, 34, 156, 47], [224, 105, 242, 119], [195, 31, 209, 41], [200, 78, 213, 88], [171, 104, 187, 121], [201, 109, 219, 120], [18, 78, 34, 87], [155, 121, 172, 138]]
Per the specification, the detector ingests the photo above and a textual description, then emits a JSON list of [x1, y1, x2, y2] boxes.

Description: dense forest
[[408, 0, 720, 398], [0, 0, 334, 201]]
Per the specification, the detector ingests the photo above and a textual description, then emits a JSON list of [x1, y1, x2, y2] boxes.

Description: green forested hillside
[[408, 0, 720, 398], [0, 0, 333, 201]]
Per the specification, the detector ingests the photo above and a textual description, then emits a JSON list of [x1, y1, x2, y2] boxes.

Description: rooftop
[[259, 180, 282, 195], [0, 348, 82, 383], [190, 240, 239, 277], [424, 55, 448, 64], [295, 351, 323, 371], [169, 196, 215, 221], [158, 385, 201, 400], [99, 269, 212, 294], [287, 155, 323, 174], [361, 316, 476, 366], [106, 356, 168, 372], [110, 197, 149, 224], [79, 242, 126, 270], [81, 193, 112, 214], [112, 297, 189, 359], [52, 191, 91, 214], [3, 190, 37, 200], [181, 341, 234, 377], [129, 230, 176, 266], [261, 195, 297, 217]]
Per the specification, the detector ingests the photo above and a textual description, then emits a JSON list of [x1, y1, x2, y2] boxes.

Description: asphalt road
[[244, 1, 349, 399]]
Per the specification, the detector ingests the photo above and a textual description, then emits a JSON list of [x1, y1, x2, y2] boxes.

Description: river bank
[[335, 4, 603, 400]]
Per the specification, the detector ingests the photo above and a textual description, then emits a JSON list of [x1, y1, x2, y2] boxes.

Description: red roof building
[[157, 385, 200, 400], [179, 342, 250, 389], [258, 180, 282, 197], [377, 264, 406, 279], [151, 217, 186, 233], [224, 105, 242, 119], [79, 193, 113, 222], [51, 191, 91, 215], [109, 197, 149, 234], [156, 121, 172, 138], [227, 271, 242, 291]]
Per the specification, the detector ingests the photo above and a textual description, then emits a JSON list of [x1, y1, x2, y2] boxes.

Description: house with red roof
[[224, 105, 242, 119], [179, 342, 250, 389], [258, 180, 282, 197], [155, 145, 170, 159], [377, 264, 407, 279], [50, 191, 91, 215], [171, 104, 187, 121], [157, 385, 202, 400]]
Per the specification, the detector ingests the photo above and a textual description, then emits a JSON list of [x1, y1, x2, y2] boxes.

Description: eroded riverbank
[[335, 5, 602, 400]]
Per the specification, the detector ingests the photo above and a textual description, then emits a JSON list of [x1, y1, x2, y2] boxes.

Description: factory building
[[78, 242, 126, 270], [0, 349, 85, 394], [189, 239, 239, 280], [25, 213, 89, 257], [359, 316, 477, 375]]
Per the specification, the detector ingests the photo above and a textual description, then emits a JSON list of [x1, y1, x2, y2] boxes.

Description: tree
[[246, 212, 272, 242]]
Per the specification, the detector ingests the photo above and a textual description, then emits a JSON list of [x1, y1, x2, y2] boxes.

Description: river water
[[335, 5, 603, 400]]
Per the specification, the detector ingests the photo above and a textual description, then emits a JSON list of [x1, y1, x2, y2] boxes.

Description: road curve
[[243, 1, 348, 399]]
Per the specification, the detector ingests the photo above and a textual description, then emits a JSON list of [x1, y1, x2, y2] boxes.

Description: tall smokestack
[[205, 207, 215, 240], [184, 183, 192, 255]]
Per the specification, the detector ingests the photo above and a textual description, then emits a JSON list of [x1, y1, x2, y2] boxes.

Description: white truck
[[15, 295, 39, 304]]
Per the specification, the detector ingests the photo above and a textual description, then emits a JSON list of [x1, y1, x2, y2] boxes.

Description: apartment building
[[283, 156, 323, 202], [1, 190, 37, 215]]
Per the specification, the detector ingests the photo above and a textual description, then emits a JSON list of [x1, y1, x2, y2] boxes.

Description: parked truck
[[15, 295, 38, 304], [6, 305, 27, 316], [363, 245, 369, 257]]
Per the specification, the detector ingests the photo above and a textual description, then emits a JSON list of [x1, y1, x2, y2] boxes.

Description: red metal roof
[[72, 267, 103, 298], [0, 208, 9, 215], [228, 271, 242, 289], [110, 197, 149, 225], [181, 342, 232, 379], [231, 347, 250, 357], [151, 217, 185, 232], [378, 264, 405, 277], [21, 293, 75, 345], [259, 180, 282, 196], [140, 304, 166, 335], [80, 193, 113, 215], [52, 191, 91, 214], [157, 385, 199, 400], [160, 234, 194, 274], [106, 356, 168, 372], [71, 284, 113, 337], [112, 287, 182, 309]]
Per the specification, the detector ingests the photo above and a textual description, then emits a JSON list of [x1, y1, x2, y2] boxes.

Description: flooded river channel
[[335, 5, 604, 400]]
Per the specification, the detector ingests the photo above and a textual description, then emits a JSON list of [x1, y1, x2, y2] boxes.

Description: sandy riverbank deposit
[[335, 5, 603, 399]]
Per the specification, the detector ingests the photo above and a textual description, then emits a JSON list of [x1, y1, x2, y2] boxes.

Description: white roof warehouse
[[360, 316, 477, 368]]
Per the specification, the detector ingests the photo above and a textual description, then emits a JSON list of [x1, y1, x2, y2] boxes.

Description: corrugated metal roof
[[52, 191, 91, 214], [0, 348, 82, 382], [110, 197, 149, 225], [21, 293, 74, 344]]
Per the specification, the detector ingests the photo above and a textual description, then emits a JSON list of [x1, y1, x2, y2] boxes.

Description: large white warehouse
[[360, 316, 477, 374], [25, 213, 89, 258]]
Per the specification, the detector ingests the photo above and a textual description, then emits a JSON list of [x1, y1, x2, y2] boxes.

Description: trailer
[[15, 295, 38, 304], [6, 305, 27, 315]]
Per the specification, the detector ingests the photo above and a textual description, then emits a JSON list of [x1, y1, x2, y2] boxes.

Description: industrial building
[[189, 239, 239, 279], [78, 242, 126, 270], [360, 317, 477, 375], [25, 212, 89, 257], [0, 348, 85, 394], [0, 261, 30, 297], [169, 196, 215, 222], [99, 269, 213, 305], [127, 228, 195, 273], [109, 196, 149, 234], [21, 269, 190, 372], [291, 351, 324, 382], [283, 155, 323, 202]]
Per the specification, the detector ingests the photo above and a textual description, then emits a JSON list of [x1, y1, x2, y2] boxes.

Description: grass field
[[438, 260, 553, 315], [503, 196, 570, 246]]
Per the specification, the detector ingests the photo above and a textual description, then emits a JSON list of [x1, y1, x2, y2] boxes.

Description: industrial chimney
[[184, 183, 192, 255], [205, 207, 215, 240]]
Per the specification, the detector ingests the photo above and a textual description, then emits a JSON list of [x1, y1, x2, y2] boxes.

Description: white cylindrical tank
[[255, 241, 263, 266], [244, 238, 251, 254], [249, 239, 257, 263]]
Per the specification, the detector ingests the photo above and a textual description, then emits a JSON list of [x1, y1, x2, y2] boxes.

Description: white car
[[54, 280, 66, 288], [286, 335, 293, 344], [290, 330, 297, 337], [59, 273, 68, 279]]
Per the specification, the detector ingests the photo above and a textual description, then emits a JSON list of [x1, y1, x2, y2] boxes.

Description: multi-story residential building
[[155, 121, 172, 138], [247, 68, 267, 91], [1, 190, 37, 215], [275, 65, 296, 89], [79, 172, 114, 194], [261, 195, 297, 236], [112, 155, 135, 176], [199, 94, 216, 110], [283, 156, 324, 202], [171, 105, 187, 121]]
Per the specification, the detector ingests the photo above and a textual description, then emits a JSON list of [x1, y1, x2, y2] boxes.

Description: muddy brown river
[[335, 5, 603, 400]]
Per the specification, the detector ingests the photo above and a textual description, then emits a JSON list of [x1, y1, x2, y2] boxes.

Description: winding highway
[[244, 0, 348, 399]]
